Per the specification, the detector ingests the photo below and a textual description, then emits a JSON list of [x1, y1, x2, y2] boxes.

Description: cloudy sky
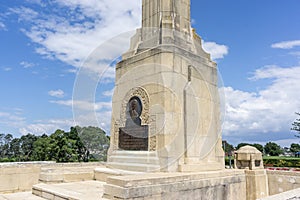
[[0, 0, 299, 147]]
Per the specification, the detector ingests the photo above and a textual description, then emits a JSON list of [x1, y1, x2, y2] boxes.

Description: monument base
[[179, 161, 224, 172], [103, 170, 246, 200], [107, 150, 160, 172]]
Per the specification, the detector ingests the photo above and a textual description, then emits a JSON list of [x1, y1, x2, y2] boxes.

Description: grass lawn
[[263, 156, 300, 160]]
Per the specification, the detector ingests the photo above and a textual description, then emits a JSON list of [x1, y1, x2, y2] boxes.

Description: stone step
[[109, 150, 157, 156], [107, 161, 160, 172], [39, 163, 105, 183], [0, 191, 45, 200], [39, 166, 97, 183], [107, 150, 160, 172], [109, 155, 160, 165], [94, 167, 144, 182], [32, 180, 105, 200]]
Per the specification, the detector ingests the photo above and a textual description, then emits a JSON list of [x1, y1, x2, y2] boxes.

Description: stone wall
[[0, 162, 105, 193], [266, 170, 300, 195], [0, 162, 48, 193]]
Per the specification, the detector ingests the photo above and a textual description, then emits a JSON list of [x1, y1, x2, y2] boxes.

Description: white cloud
[[273, 138, 300, 148], [11, 2, 228, 76], [12, 1, 141, 71], [2, 67, 12, 71], [9, 7, 38, 22], [50, 100, 111, 111], [0, 22, 6, 31], [48, 89, 65, 98], [49, 99, 112, 132], [102, 89, 114, 97], [20, 61, 35, 68], [0, 111, 26, 128], [18, 115, 111, 135], [25, 0, 44, 6], [202, 41, 229, 60], [223, 65, 300, 138], [289, 51, 300, 58], [271, 40, 300, 49], [19, 118, 75, 135]]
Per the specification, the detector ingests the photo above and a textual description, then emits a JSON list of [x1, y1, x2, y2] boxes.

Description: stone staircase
[[0, 159, 158, 200], [30, 162, 149, 200], [0, 180, 107, 200], [106, 150, 161, 172], [32, 181, 106, 200]]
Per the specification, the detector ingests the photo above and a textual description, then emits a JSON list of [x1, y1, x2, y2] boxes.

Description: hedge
[[225, 156, 300, 168]]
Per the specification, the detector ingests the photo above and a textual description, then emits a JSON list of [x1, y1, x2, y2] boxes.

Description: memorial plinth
[[107, 0, 224, 172]]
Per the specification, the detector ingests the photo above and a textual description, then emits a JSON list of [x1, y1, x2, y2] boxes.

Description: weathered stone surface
[[103, 170, 246, 200], [234, 145, 264, 170], [0, 191, 45, 200], [257, 188, 300, 200], [32, 181, 105, 200], [245, 169, 269, 200], [0, 162, 105, 193], [0, 163, 42, 193], [266, 170, 300, 196]]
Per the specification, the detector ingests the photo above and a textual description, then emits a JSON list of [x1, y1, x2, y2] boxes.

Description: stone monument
[[234, 145, 269, 200], [234, 145, 264, 170], [107, 0, 224, 172]]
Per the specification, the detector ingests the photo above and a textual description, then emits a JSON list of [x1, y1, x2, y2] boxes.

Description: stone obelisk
[[107, 0, 224, 172]]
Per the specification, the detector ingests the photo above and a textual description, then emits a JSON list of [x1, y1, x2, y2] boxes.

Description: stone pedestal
[[245, 169, 269, 200], [234, 145, 269, 200], [103, 170, 246, 200]]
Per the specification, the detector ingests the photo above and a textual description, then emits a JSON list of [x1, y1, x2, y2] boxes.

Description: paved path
[[0, 192, 44, 200], [0, 181, 106, 200]]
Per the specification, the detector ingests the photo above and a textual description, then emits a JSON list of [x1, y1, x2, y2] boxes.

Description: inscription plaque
[[119, 96, 148, 151], [119, 126, 148, 151]]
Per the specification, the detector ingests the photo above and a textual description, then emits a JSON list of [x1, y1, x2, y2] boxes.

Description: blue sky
[[0, 0, 299, 147]]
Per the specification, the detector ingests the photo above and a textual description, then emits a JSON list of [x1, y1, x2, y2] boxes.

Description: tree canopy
[[0, 126, 109, 162], [264, 142, 283, 156], [222, 141, 234, 155], [290, 143, 300, 156], [291, 112, 300, 138], [236, 143, 264, 153]]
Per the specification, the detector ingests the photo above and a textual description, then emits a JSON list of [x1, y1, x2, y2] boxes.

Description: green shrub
[[263, 157, 300, 167]]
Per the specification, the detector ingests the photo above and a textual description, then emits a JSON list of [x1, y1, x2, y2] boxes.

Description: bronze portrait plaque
[[119, 96, 148, 151]]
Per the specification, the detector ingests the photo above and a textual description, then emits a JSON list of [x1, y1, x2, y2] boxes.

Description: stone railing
[[258, 188, 300, 200]]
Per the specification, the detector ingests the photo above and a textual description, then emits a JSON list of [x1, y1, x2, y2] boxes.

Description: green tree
[[291, 112, 300, 138], [236, 143, 263, 153], [45, 128, 90, 162], [290, 143, 300, 157], [0, 133, 5, 158], [68, 127, 87, 162], [222, 141, 234, 155], [252, 143, 264, 153], [32, 134, 51, 161], [19, 134, 38, 161], [49, 129, 78, 162], [236, 143, 250, 150], [9, 138, 21, 160], [76, 126, 109, 161], [264, 142, 283, 156], [2, 134, 13, 158]]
